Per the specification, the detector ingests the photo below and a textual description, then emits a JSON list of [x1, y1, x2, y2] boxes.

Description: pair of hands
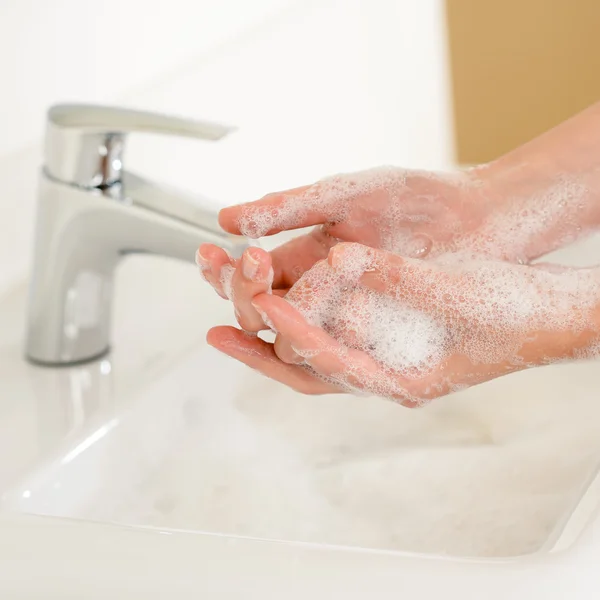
[[199, 167, 600, 406]]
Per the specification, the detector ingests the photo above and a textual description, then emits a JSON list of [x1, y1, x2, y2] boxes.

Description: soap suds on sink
[[83, 358, 600, 558]]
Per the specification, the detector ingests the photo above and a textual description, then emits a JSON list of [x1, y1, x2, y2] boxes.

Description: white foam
[[346, 293, 447, 372]]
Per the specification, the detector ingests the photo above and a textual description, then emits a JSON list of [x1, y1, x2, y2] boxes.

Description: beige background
[[446, 0, 600, 164]]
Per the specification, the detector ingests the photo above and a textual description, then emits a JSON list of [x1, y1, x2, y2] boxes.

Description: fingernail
[[251, 300, 276, 332], [234, 307, 243, 324], [220, 264, 235, 300], [250, 299, 263, 312], [328, 244, 344, 268], [288, 348, 304, 364], [242, 251, 260, 280], [195, 248, 210, 267], [266, 266, 274, 290]]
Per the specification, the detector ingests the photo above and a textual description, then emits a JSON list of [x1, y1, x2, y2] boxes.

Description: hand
[[219, 166, 502, 259], [207, 243, 600, 406], [198, 166, 511, 333]]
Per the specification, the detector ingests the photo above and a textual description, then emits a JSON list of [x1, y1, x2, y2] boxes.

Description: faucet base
[[26, 346, 111, 368], [26, 174, 249, 366]]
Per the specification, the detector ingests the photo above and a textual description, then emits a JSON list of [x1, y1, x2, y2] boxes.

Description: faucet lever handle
[[45, 103, 235, 188]]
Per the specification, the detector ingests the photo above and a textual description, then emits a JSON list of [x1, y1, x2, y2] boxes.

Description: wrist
[[468, 153, 600, 263], [526, 267, 600, 364]]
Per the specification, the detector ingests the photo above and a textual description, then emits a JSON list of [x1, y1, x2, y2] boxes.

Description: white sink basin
[[4, 349, 600, 556], [2, 238, 600, 598], [2, 238, 600, 556]]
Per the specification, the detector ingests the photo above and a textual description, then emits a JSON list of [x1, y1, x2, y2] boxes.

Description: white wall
[[0, 0, 302, 157], [0, 0, 453, 293], [0, 0, 305, 292]]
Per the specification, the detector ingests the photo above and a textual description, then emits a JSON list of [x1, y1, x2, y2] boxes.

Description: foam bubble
[[345, 293, 447, 373]]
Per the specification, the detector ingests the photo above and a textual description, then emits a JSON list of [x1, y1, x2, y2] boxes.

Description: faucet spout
[[116, 171, 247, 261]]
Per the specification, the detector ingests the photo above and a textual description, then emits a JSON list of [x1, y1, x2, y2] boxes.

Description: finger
[[196, 243, 235, 299], [199, 231, 330, 305], [274, 334, 303, 364], [272, 262, 358, 364], [218, 185, 312, 235], [219, 183, 344, 238], [268, 226, 338, 290], [219, 167, 416, 239], [251, 294, 380, 381], [272, 287, 362, 364], [206, 326, 341, 395], [220, 168, 389, 238], [201, 228, 335, 299], [231, 247, 274, 331], [252, 295, 420, 406]]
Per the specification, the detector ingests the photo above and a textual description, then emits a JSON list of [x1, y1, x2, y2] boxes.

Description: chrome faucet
[[26, 104, 249, 366]]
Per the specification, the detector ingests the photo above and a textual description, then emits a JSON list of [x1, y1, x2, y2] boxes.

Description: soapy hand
[[219, 167, 500, 258], [200, 102, 600, 403], [197, 166, 518, 332], [198, 152, 599, 333], [207, 243, 600, 406]]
